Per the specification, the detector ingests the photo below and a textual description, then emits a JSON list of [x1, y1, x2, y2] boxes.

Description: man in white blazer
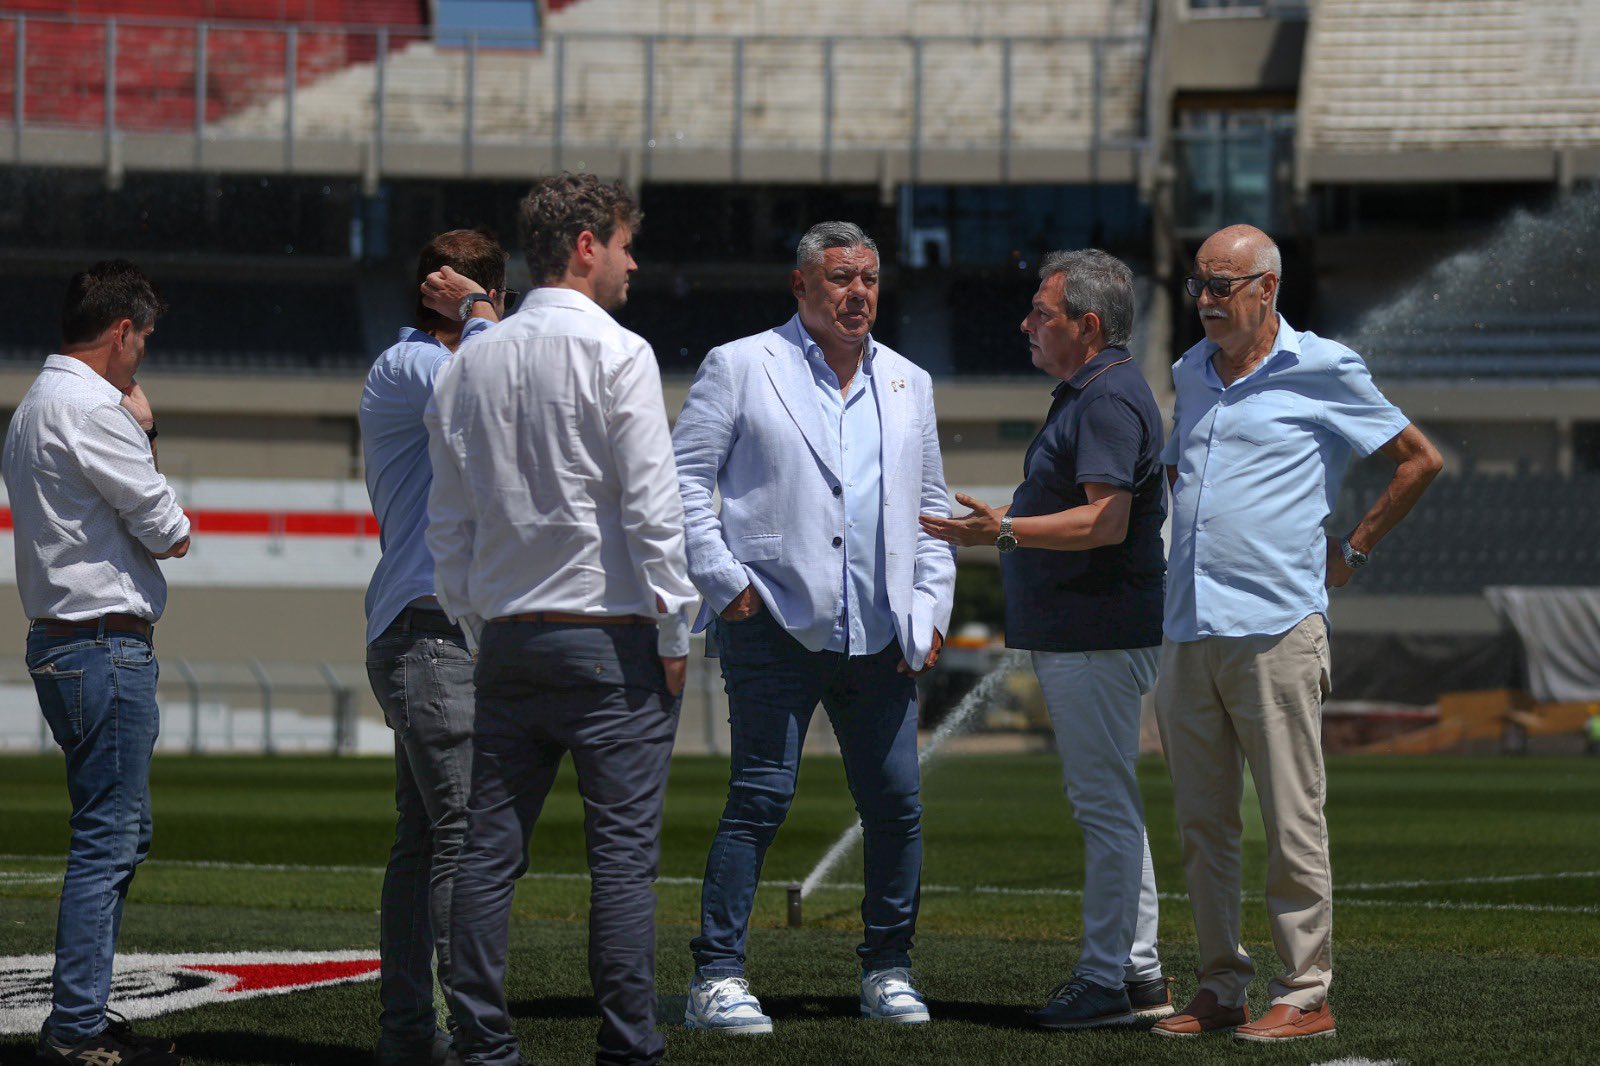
[[673, 221, 956, 1035]]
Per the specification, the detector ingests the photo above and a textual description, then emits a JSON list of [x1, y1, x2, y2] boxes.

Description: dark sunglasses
[[1184, 272, 1267, 299], [501, 288, 522, 310]]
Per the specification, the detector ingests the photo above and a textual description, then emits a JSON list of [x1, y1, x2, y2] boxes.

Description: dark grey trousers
[[446, 620, 678, 1066], [366, 608, 476, 1045]]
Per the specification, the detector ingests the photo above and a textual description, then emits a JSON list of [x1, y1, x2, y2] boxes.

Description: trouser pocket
[[30, 665, 86, 748]]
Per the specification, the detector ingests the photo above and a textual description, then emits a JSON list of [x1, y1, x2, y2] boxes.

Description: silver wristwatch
[[1339, 537, 1370, 569], [996, 516, 1018, 554], [457, 292, 493, 322]]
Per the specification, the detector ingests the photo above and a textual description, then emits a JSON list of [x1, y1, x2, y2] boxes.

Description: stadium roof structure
[[1296, 0, 1600, 188]]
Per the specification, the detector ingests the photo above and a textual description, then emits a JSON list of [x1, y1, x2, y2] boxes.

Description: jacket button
[[832, 536, 843, 547], [832, 485, 842, 497]]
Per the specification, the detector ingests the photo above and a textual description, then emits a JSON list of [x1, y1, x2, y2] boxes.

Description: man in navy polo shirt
[[921, 248, 1171, 1030]]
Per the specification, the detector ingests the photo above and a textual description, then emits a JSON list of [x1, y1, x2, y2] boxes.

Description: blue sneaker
[[860, 967, 931, 1024], [1030, 976, 1135, 1030], [684, 975, 774, 1034]]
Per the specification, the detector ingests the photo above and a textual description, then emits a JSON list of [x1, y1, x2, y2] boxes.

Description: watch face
[[996, 534, 1018, 554]]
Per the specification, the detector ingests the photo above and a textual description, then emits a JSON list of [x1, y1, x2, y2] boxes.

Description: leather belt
[[493, 611, 654, 627], [32, 613, 153, 639]]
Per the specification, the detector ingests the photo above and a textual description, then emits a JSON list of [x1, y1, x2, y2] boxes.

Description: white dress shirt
[[424, 287, 696, 656], [2, 355, 191, 622]]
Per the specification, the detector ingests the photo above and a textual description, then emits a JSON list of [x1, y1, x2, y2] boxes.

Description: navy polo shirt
[[1001, 345, 1167, 652]]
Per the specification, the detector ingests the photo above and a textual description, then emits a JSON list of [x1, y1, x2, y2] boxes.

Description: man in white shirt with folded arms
[[424, 173, 694, 1066]]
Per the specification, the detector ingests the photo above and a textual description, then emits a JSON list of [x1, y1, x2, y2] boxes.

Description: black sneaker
[[1125, 975, 1176, 1021], [37, 1016, 181, 1064], [1029, 976, 1135, 1030], [376, 1029, 452, 1066]]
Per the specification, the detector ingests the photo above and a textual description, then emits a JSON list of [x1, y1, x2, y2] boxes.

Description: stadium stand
[[0, 2, 425, 132], [1330, 467, 1600, 595], [1296, 0, 1600, 183]]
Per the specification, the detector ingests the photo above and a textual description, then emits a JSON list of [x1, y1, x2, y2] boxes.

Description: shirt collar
[[1064, 345, 1133, 391], [795, 316, 877, 376], [1196, 313, 1299, 388], [397, 326, 447, 347], [44, 354, 124, 404], [523, 285, 608, 316]]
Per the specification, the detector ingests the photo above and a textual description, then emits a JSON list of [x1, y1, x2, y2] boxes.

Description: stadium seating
[[0, 2, 425, 132], [1330, 468, 1600, 594], [201, 0, 1146, 158], [1300, 0, 1600, 156]]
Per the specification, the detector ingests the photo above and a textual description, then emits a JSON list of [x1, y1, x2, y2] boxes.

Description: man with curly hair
[[426, 174, 695, 1066]]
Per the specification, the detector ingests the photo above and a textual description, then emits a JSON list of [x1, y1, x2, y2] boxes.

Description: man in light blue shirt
[[1152, 225, 1442, 1044], [797, 318, 897, 655], [359, 229, 508, 1066]]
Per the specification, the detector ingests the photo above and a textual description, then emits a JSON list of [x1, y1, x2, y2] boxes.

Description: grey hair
[[796, 221, 878, 271], [1247, 231, 1283, 313], [1038, 248, 1135, 348]]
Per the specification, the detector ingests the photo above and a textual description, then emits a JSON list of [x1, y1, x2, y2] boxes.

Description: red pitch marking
[[185, 959, 381, 992]]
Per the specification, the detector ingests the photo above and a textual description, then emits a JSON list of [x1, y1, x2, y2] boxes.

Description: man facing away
[[425, 174, 695, 1066], [920, 249, 1173, 1030], [4, 261, 191, 1066], [673, 221, 956, 1034], [1152, 224, 1441, 1043], [359, 228, 509, 1066]]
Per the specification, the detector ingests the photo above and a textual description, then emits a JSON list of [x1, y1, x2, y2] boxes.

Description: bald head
[[1191, 224, 1283, 359], [1198, 225, 1282, 291]]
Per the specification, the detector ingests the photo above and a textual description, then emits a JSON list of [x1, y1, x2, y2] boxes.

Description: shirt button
[[1202, 481, 1212, 488], [833, 485, 842, 497], [833, 536, 843, 547]]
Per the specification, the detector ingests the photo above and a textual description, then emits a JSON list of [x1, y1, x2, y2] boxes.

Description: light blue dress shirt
[[797, 323, 895, 656], [360, 322, 488, 645], [1162, 315, 1410, 642]]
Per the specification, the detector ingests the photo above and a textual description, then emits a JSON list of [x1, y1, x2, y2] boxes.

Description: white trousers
[[1032, 646, 1163, 989]]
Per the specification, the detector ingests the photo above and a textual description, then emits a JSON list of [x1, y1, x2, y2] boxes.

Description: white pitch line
[[1, 855, 1595, 915], [1341, 870, 1600, 891]]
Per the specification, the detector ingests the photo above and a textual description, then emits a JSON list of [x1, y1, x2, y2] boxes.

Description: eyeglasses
[[501, 288, 522, 310], [1184, 272, 1267, 299]]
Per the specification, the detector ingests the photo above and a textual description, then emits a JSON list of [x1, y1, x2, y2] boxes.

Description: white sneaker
[[860, 967, 931, 1024], [684, 974, 774, 1034]]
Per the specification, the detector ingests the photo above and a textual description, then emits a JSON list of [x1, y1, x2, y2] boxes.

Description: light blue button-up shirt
[[359, 321, 489, 645], [1162, 315, 1410, 642], [798, 322, 895, 656]]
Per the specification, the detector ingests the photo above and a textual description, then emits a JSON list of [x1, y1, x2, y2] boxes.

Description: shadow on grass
[[169, 1031, 360, 1064]]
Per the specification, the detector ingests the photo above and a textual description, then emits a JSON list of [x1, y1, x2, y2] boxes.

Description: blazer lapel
[[762, 332, 841, 481], [874, 348, 908, 488]]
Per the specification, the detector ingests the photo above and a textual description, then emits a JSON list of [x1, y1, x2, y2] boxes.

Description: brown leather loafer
[[1234, 1002, 1336, 1042], [1150, 989, 1249, 1038]]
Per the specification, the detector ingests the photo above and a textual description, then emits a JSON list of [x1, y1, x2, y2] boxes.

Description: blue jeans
[[448, 621, 679, 1066], [692, 610, 922, 978], [26, 622, 160, 1045], [366, 608, 477, 1044]]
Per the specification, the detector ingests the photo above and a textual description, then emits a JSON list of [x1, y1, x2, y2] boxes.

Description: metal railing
[[0, 12, 1151, 185], [0, 636, 1023, 757]]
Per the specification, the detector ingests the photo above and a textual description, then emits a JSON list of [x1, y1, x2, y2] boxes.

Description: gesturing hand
[[919, 493, 1003, 547]]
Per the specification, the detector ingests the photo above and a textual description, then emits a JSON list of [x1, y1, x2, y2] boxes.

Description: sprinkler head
[[787, 883, 803, 928]]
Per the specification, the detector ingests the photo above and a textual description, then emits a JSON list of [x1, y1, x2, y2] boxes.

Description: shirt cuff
[[657, 607, 691, 658]]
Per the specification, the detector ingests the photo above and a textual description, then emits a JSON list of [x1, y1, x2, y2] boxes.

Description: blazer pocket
[[737, 533, 783, 561]]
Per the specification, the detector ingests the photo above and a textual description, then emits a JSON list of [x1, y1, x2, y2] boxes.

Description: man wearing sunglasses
[[360, 229, 508, 1066], [1152, 224, 1442, 1044]]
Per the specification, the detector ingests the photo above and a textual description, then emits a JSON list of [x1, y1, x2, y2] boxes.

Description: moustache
[[1200, 309, 1228, 320]]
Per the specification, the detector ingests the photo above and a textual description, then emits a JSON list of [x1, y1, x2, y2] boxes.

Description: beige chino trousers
[[1154, 613, 1333, 1011]]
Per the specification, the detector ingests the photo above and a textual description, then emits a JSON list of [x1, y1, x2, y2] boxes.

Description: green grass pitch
[[2, 753, 1597, 1064]]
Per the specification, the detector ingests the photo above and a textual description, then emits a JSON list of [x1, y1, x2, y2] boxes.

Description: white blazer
[[672, 315, 956, 667]]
